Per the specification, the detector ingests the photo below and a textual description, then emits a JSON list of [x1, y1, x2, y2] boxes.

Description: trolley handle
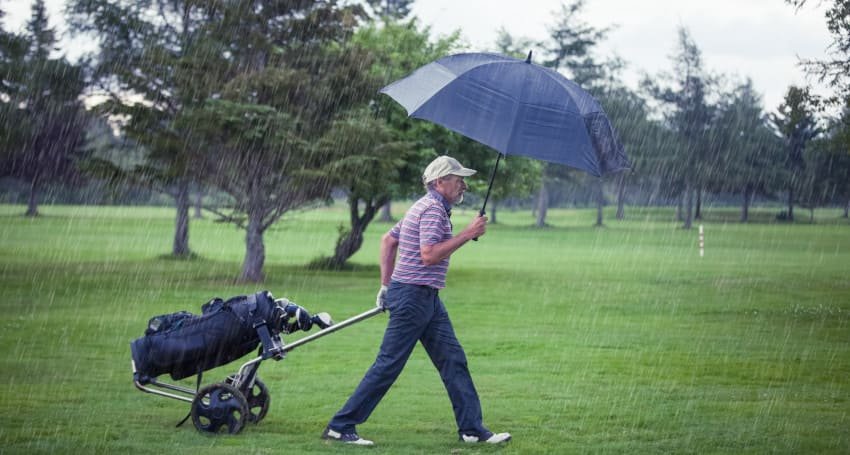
[[281, 306, 385, 354]]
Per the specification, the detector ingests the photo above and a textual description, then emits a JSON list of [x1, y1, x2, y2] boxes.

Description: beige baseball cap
[[422, 155, 477, 184]]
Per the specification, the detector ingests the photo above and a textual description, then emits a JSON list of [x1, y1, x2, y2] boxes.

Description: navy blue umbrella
[[380, 51, 630, 216]]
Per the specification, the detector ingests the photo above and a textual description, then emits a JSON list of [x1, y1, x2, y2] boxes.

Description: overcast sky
[[410, 0, 834, 111], [2, 0, 835, 111]]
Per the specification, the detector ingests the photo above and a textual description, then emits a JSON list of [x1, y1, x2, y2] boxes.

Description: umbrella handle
[[472, 208, 485, 242], [473, 153, 503, 242]]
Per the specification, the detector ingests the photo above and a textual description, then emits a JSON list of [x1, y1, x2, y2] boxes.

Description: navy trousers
[[328, 281, 487, 437]]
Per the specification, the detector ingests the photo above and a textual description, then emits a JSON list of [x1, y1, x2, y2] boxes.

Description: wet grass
[[0, 203, 848, 454]]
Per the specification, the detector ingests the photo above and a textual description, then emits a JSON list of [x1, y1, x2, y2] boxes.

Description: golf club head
[[312, 312, 333, 329], [273, 298, 312, 332]]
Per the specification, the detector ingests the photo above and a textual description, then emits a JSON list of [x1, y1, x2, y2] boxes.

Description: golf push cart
[[130, 290, 383, 434]]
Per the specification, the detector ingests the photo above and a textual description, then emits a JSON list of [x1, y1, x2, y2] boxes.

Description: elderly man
[[322, 155, 511, 446]]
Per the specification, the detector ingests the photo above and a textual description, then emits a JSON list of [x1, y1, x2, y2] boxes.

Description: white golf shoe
[[460, 430, 512, 444], [321, 426, 374, 446]]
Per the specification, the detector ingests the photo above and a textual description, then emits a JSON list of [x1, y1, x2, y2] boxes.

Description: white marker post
[[699, 224, 704, 257]]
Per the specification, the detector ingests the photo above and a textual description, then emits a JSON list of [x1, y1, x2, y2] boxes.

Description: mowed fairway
[[0, 204, 848, 454]]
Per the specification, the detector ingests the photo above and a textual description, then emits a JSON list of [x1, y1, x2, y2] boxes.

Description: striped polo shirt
[[389, 190, 453, 289]]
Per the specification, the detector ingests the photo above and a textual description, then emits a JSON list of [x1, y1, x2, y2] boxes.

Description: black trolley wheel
[[244, 378, 271, 423], [190, 382, 249, 434], [227, 375, 271, 424]]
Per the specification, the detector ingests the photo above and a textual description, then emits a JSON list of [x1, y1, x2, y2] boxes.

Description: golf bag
[[131, 291, 325, 383]]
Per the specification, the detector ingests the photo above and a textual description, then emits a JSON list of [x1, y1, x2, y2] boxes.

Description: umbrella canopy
[[380, 52, 630, 177]]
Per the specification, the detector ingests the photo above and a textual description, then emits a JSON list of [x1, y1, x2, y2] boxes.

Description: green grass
[[0, 203, 848, 454]]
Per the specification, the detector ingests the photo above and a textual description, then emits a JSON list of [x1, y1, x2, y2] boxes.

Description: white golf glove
[[376, 285, 388, 310]]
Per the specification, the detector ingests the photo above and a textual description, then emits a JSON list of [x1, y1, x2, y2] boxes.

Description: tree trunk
[[241, 208, 266, 282], [380, 201, 393, 222], [683, 181, 693, 230], [535, 177, 548, 228], [25, 173, 40, 217], [810, 207, 814, 223], [676, 191, 684, 222], [741, 184, 752, 223], [193, 189, 204, 219], [595, 178, 604, 227], [844, 199, 849, 218], [616, 173, 626, 220], [787, 185, 795, 221], [490, 201, 498, 224], [331, 221, 367, 269], [172, 178, 191, 257], [694, 187, 703, 220], [329, 196, 382, 268]]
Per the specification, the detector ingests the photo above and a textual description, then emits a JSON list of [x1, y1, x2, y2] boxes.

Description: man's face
[[435, 175, 468, 204]]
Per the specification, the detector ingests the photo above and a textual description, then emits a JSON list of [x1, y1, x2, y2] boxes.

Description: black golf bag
[[131, 290, 323, 383]]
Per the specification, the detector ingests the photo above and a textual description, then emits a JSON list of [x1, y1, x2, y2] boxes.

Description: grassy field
[[0, 203, 848, 454]]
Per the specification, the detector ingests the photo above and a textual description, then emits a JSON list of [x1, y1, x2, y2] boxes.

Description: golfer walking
[[322, 156, 511, 446]]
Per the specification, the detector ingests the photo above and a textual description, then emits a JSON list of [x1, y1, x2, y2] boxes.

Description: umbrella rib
[[502, 63, 527, 155], [536, 67, 599, 115]]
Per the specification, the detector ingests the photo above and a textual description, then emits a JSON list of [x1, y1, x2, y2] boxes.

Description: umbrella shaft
[[480, 153, 503, 216]]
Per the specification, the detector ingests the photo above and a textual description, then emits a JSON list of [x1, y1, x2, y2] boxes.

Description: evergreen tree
[[713, 80, 785, 222], [771, 85, 820, 221], [69, 0, 229, 255], [788, 1, 850, 218], [495, 27, 536, 60], [800, 100, 850, 219], [787, 0, 850, 104], [0, 1, 89, 217], [643, 27, 716, 229], [0, 8, 29, 161], [597, 86, 670, 220], [830, 102, 850, 217]]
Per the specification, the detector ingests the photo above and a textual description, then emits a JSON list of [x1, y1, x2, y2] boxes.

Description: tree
[[495, 27, 537, 61], [0, 9, 29, 171], [798, 141, 832, 221], [0, 1, 89, 217], [180, 100, 330, 281], [596, 86, 664, 220], [802, 101, 850, 219], [788, 1, 850, 218], [352, 17, 460, 223], [188, 1, 376, 282], [69, 0, 230, 256], [312, 114, 411, 269], [829, 102, 850, 217], [713, 80, 785, 222], [643, 27, 716, 229], [366, 0, 414, 19], [771, 85, 820, 221], [541, 0, 612, 88], [477, 153, 540, 225], [787, 0, 850, 104]]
